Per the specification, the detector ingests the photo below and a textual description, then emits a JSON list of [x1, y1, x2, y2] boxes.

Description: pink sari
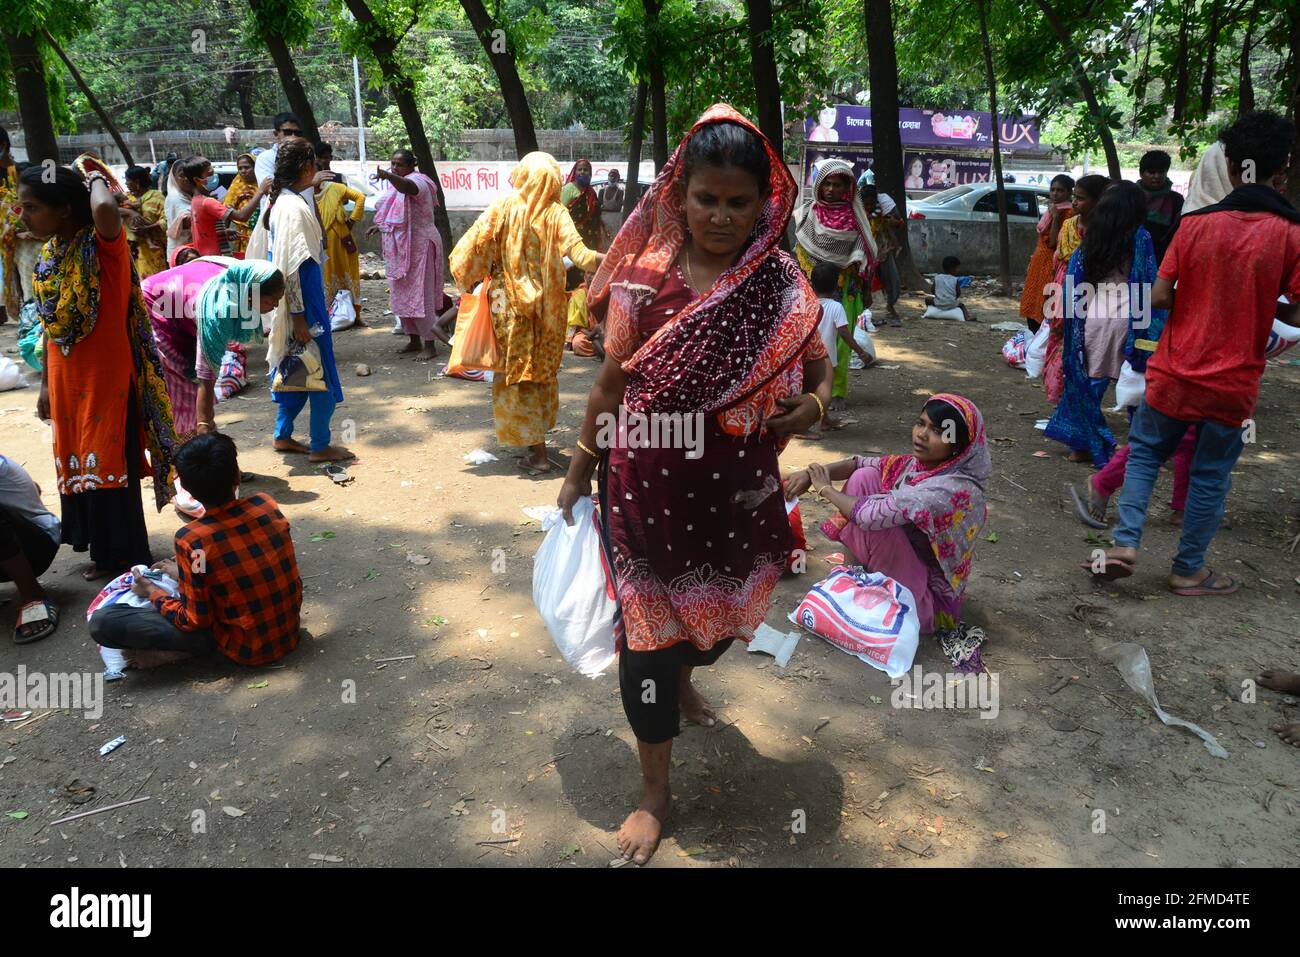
[[375, 172, 444, 332]]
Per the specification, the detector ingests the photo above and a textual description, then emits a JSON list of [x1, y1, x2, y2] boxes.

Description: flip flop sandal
[[1080, 557, 1134, 581], [1068, 484, 1108, 530], [15, 599, 58, 645], [1170, 569, 1240, 597], [320, 464, 353, 485], [2, 709, 33, 723], [517, 460, 553, 476]]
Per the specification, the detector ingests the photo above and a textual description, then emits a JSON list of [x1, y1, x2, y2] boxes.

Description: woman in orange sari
[[20, 165, 176, 580], [1043, 174, 1109, 406], [556, 106, 830, 865], [1018, 174, 1073, 332]]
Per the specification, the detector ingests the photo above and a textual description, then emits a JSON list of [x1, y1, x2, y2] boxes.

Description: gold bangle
[[805, 392, 825, 419], [576, 439, 597, 458]]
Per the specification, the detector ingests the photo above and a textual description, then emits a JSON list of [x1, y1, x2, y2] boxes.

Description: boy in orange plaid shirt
[[90, 434, 302, 665]]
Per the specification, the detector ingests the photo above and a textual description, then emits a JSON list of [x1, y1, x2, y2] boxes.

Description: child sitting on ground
[[565, 266, 599, 359], [89, 433, 303, 666], [925, 256, 974, 321], [809, 262, 875, 435], [785, 393, 991, 671]]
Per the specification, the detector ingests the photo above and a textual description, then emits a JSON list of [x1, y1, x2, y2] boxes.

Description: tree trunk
[[4, 32, 60, 165], [1199, 0, 1224, 117], [644, 0, 669, 170], [1237, 2, 1259, 117], [342, 0, 452, 259], [624, 81, 647, 219], [252, 5, 321, 143], [745, 0, 783, 160], [1171, 6, 1190, 123], [977, 0, 1011, 297], [44, 31, 134, 165], [460, 0, 539, 158], [1286, 5, 1300, 206], [863, 0, 925, 289], [1131, 2, 1155, 136], [238, 75, 256, 128], [1033, 0, 1122, 180]]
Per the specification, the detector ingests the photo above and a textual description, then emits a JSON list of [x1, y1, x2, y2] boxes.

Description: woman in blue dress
[[249, 138, 350, 462]]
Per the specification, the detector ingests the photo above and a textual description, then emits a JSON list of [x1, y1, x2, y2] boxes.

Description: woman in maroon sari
[[557, 105, 830, 865]]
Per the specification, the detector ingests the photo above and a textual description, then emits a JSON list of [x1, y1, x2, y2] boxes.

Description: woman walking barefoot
[[451, 152, 604, 473], [247, 140, 351, 463], [557, 106, 830, 864]]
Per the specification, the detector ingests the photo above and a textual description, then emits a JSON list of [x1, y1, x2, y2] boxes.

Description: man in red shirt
[[89, 434, 302, 666], [1089, 111, 1300, 596]]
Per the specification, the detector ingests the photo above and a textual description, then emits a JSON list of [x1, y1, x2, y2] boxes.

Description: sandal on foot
[[1069, 484, 1108, 530], [15, 599, 58, 644], [1170, 569, 1240, 597]]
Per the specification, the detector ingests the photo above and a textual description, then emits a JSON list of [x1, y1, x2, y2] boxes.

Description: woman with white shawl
[[794, 158, 877, 410], [246, 139, 350, 463]]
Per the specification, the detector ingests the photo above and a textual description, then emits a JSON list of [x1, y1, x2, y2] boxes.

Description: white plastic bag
[[849, 322, 877, 369], [1023, 321, 1051, 379], [788, 567, 920, 679], [532, 497, 617, 678], [330, 290, 357, 331], [1111, 360, 1146, 411], [1265, 309, 1300, 360], [923, 304, 966, 321], [0, 356, 26, 392]]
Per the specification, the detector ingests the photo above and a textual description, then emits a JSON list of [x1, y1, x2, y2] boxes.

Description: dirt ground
[[1, 277, 1298, 869]]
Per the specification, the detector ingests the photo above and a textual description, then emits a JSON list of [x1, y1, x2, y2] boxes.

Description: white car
[[907, 183, 1052, 222]]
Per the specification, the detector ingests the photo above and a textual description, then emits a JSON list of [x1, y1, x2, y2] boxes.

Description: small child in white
[[925, 256, 974, 321], [811, 262, 876, 434]]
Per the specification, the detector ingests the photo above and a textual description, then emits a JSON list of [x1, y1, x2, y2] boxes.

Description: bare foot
[[518, 456, 552, 474], [1258, 671, 1300, 696], [308, 445, 355, 463], [1270, 723, 1300, 748], [679, 676, 716, 726], [81, 563, 115, 582], [398, 340, 420, 354], [274, 437, 311, 454], [414, 344, 437, 362], [1066, 450, 1091, 463], [617, 786, 671, 865]]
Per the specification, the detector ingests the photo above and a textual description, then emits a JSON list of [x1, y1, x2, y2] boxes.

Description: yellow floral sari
[[450, 152, 599, 447]]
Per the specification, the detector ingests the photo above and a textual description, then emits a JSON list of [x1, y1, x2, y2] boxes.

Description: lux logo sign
[[999, 122, 1037, 147]]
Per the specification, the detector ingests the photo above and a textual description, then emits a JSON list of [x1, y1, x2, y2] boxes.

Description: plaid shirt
[[149, 493, 302, 665]]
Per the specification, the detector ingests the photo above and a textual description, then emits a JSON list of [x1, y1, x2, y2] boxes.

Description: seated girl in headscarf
[[785, 393, 991, 670]]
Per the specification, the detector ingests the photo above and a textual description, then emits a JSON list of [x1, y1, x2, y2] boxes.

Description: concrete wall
[[907, 219, 1037, 276], [356, 208, 1038, 281], [356, 209, 483, 257]]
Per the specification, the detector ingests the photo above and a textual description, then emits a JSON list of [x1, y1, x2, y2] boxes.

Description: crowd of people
[[0, 98, 1298, 867]]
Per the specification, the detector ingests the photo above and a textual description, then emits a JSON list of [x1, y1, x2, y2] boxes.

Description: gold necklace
[[683, 246, 700, 293]]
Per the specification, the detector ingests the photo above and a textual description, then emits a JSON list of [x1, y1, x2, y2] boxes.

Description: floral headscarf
[[878, 393, 991, 597], [588, 103, 821, 439]]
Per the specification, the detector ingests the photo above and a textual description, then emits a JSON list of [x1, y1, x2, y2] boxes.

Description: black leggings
[[619, 638, 735, 744]]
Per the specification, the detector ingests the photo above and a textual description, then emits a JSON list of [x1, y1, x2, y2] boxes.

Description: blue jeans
[[274, 390, 337, 452], [1113, 400, 1244, 575]]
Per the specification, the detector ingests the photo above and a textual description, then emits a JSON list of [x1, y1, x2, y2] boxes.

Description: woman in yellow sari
[[122, 165, 168, 278], [222, 153, 260, 256], [317, 177, 366, 310], [450, 152, 604, 473]]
